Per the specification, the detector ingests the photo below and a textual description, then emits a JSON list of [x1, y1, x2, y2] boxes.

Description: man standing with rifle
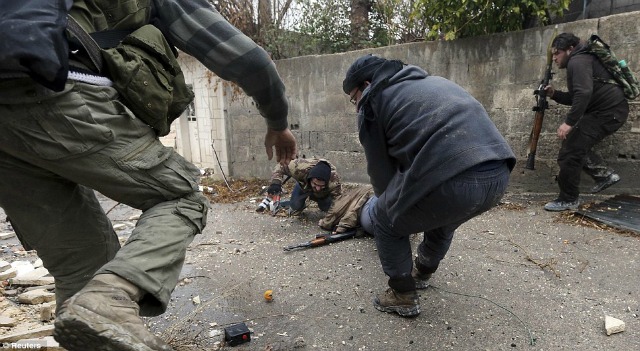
[[542, 33, 628, 211]]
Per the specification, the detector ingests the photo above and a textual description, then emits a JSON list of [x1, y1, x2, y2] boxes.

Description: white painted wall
[[172, 53, 229, 180]]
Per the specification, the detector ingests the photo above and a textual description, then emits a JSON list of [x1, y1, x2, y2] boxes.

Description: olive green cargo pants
[[0, 79, 208, 316]]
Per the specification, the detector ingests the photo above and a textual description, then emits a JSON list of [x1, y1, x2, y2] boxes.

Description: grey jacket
[[358, 65, 516, 222]]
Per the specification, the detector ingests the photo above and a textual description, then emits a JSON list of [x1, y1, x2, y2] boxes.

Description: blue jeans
[[361, 162, 510, 283], [289, 183, 332, 211]]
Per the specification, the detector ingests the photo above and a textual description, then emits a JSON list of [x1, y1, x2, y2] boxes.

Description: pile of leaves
[[199, 178, 264, 203], [199, 177, 295, 204]]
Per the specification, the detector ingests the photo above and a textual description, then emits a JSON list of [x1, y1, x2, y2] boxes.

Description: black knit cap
[[342, 54, 387, 94], [308, 161, 331, 182]]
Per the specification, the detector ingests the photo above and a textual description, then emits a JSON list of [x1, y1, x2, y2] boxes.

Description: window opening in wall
[[186, 84, 196, 122]]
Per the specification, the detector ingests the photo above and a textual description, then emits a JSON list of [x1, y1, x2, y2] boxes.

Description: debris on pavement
[[605, 315, 626, 336]]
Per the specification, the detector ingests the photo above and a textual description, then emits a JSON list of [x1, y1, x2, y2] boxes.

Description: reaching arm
[[153, 0, 289, 132], [265, 128, 297, 165]]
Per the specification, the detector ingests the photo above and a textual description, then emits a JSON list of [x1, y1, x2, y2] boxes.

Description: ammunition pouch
[[67, 17, 194, 137], [100, 25, 194, 136]]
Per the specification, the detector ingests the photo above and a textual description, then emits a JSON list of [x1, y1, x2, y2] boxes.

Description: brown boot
[[53, 274, 173, 351], [373, 288, 420, 317]]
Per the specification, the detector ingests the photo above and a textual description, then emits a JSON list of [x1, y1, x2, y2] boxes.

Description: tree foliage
[[294, 0, 353, 54], [207, 0, 571, 58], [412, 0, 571, 40]]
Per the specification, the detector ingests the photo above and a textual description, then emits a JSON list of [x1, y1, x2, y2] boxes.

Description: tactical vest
[[70, 0, 151, 34], [68, 0, 194, 136], [67, 0, 152, 72]]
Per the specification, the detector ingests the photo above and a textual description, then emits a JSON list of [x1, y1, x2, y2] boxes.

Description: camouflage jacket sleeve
[[153, 0, 288, 131], [270, 160, 293, 185]]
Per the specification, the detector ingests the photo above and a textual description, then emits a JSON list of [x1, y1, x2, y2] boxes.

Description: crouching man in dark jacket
[[343, 54, 516, 317]]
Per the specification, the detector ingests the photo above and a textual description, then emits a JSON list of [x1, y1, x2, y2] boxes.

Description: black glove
[[267, 183, 282, 195]]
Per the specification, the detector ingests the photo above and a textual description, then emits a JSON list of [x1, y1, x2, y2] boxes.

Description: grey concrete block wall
[[226, 11, 640, 194]]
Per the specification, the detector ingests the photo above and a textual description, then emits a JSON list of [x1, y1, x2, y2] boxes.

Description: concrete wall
[[171, 55, 229, 177], [225, 11, 640, 194]]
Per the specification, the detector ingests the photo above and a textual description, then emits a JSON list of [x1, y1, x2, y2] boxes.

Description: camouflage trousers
[[0, 79, 208, 316]]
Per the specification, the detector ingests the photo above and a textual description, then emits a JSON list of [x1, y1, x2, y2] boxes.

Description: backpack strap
[[66, 16, 134, 74], [66, 16, 103, 72]]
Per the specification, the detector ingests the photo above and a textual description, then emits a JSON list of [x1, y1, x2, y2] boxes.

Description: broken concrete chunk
[[0, 315, 16, 327], [0, 260, 10, 272], [18, 288, 56, 305], [9, 276, 55, 287], [0, 231, 16, 240], [113, 223, 127, 231], [0, 267, 17, 280], [40, 301, 57, 321], [16, 266, 49, 281], [0, 324, 54, 343], [10, 260, 34, 276], [605, 315, 625, 335], [33, 258, 43, 268]]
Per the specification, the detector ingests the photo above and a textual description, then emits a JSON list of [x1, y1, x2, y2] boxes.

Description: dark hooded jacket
[[357, 65, 516, 222], [551, 42, 628, 126]]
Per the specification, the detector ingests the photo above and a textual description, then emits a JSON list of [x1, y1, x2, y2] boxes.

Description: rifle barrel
[[283, 230, 357, 251]]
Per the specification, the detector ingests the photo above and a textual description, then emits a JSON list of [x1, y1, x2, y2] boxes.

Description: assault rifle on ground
[[283, 229, 357, 251], [525, 26, 558, 170]]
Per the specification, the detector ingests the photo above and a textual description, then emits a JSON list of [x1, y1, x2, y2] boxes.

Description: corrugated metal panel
[[576, 194, 640, 233]]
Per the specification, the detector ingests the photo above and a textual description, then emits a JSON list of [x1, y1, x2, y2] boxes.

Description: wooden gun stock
[[525, 110, 545, 170]]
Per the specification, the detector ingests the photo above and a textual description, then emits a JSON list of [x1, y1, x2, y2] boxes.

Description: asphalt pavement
[[1, 190, 638, 351], [145, 191, 639, 351]]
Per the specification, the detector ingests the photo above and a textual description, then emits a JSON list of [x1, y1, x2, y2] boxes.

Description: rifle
[[283, 229, 357, 251], [525, 26, 558, 170]]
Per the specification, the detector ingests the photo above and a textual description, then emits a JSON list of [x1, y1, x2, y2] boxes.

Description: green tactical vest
[[68, 0, 195, 137], [69, 0, 151, 33]]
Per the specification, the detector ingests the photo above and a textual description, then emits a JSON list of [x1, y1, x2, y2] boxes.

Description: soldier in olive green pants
[[0, 78, 208, 316]]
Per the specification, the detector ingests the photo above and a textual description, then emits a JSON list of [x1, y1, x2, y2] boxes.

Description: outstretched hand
[[265, 128, 297, 165]]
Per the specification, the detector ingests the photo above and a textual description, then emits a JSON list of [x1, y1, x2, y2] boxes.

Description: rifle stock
[[525, 110, 545, 169], [525, 26, 558, 170]]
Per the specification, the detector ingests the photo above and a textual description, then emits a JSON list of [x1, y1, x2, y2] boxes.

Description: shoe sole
[[591, 175, 621, 194], [415, 280, 430, 290], [544, 205, 579, 212], [54, 306, 156, 351], [373, 299, 421, 317]]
